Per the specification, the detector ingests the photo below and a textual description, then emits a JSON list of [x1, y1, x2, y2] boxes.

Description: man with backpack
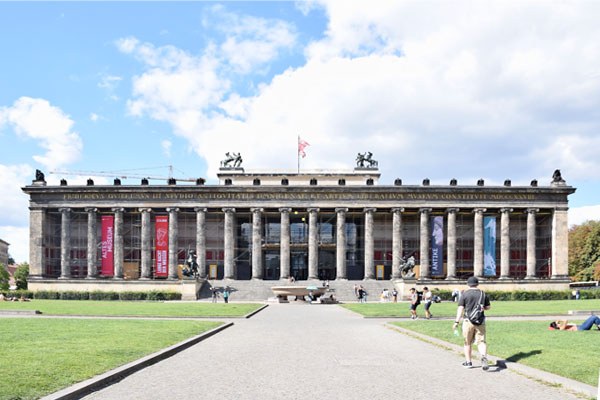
[[452, 276, 491, 370]]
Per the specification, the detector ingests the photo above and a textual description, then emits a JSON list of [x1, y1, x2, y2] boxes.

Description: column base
[[445, 276, 458, 280], [85, 276, 98, 280], [139, 277, 151, 280], [58, 276, 71, 280], [551, 275, 570, 280], [499, 275, 511, 280], [112, 276, 124, 280], [524, 275, 537, 280]]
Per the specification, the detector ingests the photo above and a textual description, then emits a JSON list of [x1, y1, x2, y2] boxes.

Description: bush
[[14, 264, 29, 290], [0, 265, 9, 291], [89, 291, 120, 301], [59, 291, 90, 300], [119, 291, 147, 301], [34, 290, 60, 299]]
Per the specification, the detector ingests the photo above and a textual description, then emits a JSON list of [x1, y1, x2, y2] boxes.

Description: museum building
[[22, 166, 575, 299]]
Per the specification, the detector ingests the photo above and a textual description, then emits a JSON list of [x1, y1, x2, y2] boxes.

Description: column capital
[[335, 207, 348, 213], [500, 208, 513, 214], [391, 207, 405, 213], [166, 207, 180, 213], [307, 207, 319, 213], [112, 207, 125, 213], [58, 207, 71, 213], [251, 207, 264, 213], [279, 207, 292, 213], [194, 207, 207, 213], [85, 207, 98, 213], [419, 208, 432, 214], [446, 207, 460, 213], [222, 207, 236, 213], [473, 208, 486, 214], [526, 208, 539, 214], [364, 207, 376, 213]]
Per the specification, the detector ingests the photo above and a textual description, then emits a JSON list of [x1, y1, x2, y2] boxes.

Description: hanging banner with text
[[100, 215, 114, 276], [155, 215, 169, 277], [431, 216, 444, 276], [483, 216, 497, 277]]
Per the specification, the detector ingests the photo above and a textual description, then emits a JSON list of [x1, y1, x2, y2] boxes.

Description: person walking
[[223, 287, 230, 304], [409, 288, 420, 320], [392, 288, 398, 303], [422, 287, 433, 319], [452, 276, 491, 370]]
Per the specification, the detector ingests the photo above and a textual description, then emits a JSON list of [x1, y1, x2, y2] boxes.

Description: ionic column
[[336, 208, 348, 280], [28, 208, 45, 278], [139, 208, 152, 279], [391, 208, 404, 279], [223, 208, 236, 279], [279, 208, 291, 279], [419, 208, 432, 279], [551, 207, 569, 279], [167, 208, 179, 280], [364, 208, 376, 279], [86, 208, 98, 279], [526, 208, 539, 279], [59, 208, 71, 279], [251, 208, 264, 279], [473, 208, 486, 278], [195, 208, 207, 279], [113, 208, 124, 279], [446, 208, 459, 280], [500, 208, 512, 279], [308, 208, 319, 279]]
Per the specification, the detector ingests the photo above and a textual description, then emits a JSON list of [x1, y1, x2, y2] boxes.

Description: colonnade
[[38, 205, 569, 281]]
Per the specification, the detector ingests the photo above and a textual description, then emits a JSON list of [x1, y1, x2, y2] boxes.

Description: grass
[[0, 318, 222, 400], [342, 299, 600, 317], [0, 300, 263, 317], [390, 319, 600, 387]]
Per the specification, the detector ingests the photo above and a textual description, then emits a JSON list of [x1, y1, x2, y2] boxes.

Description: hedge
[[431, 289, 600, 301], [2, 290, 182, 301]]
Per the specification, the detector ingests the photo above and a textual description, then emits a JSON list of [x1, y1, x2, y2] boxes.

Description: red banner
[[101, 215, 114, 276], [155, 215, 169, 277]]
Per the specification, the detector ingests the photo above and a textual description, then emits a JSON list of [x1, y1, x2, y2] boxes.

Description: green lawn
[[391, 319, 600, 387], [0, 318, 222, 400], [0, 300, 263, 317], [342, 299, 600, 317]]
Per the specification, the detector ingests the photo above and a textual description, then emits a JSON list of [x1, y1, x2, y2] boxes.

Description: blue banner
[[431, 216, 444, 276], [483, 216, 496, 277]]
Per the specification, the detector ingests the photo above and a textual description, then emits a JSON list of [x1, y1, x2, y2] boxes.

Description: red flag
[[298, 138, 310, 158]]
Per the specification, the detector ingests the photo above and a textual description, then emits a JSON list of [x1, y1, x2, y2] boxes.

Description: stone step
[[196, 279, 403, 302]]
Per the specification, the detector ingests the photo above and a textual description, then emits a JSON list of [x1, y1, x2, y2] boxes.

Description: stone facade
[[0, 238, 9, 267], [22, 169, 576, 298]]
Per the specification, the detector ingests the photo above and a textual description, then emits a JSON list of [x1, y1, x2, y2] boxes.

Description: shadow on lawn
[[506, 350, 542, 363]]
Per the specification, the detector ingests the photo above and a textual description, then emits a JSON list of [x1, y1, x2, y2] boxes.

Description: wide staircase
[[197, 279, 404, 302]]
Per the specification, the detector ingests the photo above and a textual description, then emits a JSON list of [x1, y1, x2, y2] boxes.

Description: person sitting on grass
[[549, 315, 600, 331]]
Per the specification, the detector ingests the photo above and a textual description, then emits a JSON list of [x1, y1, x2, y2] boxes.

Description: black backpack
[[467, 290, 486, 325], [416, 291, 423, 305]]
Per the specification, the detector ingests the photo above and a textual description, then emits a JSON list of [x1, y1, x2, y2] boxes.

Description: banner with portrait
[[155, 215, 169, 277], [431, 216, 444, 276], [483, 216, 497, 277]]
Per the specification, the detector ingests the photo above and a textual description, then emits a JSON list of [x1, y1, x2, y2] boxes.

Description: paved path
[[84, 304, 584, 400]]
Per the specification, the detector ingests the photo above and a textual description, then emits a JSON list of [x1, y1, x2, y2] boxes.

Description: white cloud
[[569, 205, 600, 227], [119, 2, 600, 193], [0, 164, 32, 227], [90, 113, 100, 122], [0, 97, 82, 170], [0, 226, 29, 264], [161, 139, 172, 158]]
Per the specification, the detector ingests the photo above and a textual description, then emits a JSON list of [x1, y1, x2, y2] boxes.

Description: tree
[[568, 220, 600, 281], [0, 264, 9, 290], [8, 255, 15, 265], [14, 263, 29, 290]]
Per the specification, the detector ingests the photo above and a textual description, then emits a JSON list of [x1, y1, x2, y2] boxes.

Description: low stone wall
[[28, 279, 201, 301]]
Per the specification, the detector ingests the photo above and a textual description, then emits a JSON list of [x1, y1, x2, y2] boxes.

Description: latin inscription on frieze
[[59, 191, 539, 202]]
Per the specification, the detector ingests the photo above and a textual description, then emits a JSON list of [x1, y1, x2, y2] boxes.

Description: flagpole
[[297, 135, 300, 174]]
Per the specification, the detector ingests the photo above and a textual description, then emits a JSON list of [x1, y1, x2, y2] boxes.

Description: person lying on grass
[[549, 315, 600, 331]]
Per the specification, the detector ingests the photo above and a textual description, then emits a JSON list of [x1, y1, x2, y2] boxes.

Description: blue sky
[[1, 1, 600, 262]]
